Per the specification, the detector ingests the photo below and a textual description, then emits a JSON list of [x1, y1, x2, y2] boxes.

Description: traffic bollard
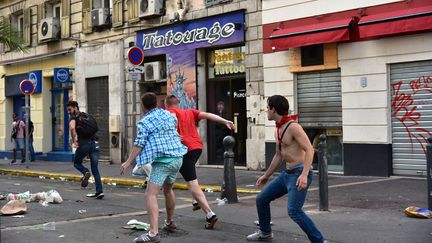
[[221, 135, 238, 203], [318, 134, 328, 211], [427, 137, 432, 210]]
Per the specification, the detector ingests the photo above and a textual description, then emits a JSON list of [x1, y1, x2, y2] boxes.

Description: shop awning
[[358, 5, 432, 39], [269, 18, 355, 50]]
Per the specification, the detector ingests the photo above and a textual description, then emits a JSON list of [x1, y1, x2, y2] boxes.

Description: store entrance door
[[207, 78, 246, 165], [51, 88, 70, 151]]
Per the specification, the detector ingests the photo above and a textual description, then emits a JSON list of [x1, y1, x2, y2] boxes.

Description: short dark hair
[[141, 92, 157, 110], [267, 95, 289, 116], [165, 95, 179, 107], [66, 100, 79, 109]]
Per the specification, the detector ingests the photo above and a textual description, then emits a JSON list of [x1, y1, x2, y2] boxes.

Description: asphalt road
[[0, 174, 247, 243], [1, 173, 431, 243]]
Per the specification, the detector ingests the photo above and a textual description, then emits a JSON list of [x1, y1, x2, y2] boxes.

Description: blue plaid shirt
[[134, 108, 187, 166]]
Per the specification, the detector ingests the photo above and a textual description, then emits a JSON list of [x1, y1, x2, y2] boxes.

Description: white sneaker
[[246, 230, 273, 241]]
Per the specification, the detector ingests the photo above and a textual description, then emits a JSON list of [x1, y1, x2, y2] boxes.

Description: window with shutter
[[61, 0, 70, 38], [113, 0, 124, 27], [82, 0, 93, 33], [128, 0, 139, 23], [23, 8, 31, 46]]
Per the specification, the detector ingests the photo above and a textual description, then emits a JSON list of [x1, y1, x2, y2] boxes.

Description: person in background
[[214, 101, 230, 160], [10, 113, 25, 164], [165, 95, 235, 229], [67, 101, 104, 199], [28, 119, 35, 162], [121, 92, 187, 243]]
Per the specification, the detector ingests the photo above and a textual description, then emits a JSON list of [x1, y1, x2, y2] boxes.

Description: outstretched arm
[[120, 146, 143, 175], [198, 112, 235, 129]]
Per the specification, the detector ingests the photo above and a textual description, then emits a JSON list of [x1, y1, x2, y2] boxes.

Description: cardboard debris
[[1, 200, 27, 215]]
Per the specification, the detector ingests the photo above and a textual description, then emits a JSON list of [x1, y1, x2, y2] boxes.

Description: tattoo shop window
[[301, 44, 324, 66]]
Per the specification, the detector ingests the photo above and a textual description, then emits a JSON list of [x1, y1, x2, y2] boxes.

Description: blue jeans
[[74, 140, 103, 193], [28, 138, 35, 161], [256, 171, 325, 243]]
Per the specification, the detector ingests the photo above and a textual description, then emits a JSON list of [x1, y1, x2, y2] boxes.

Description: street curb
[[0, 169, 260, 194]]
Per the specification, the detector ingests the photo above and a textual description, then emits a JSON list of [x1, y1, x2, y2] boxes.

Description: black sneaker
[[21, 159, 25, 163], [205, 215, 218, 229], [81, 172, 91, 188], [162, 220, 177, 232], [192, 202, 201, 211], [10, 160, 17, 164], [86, 192, 104, 199]]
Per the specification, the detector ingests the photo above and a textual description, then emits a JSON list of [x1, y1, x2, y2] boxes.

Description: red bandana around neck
[[276, 115, 298, 128]]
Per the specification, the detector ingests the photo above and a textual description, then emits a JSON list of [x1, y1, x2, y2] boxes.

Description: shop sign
[[211, 47, 246, 76], [54, 68, 71, 83], [137, 10, 244, 53], [326, 128, 342, 136], [28, 70, 42, 93], [233, 90, 246, 98]]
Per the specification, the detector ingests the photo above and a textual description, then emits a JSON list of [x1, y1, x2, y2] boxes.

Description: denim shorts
[[14, 138, 24, 150], [149, 157, 183, 186]]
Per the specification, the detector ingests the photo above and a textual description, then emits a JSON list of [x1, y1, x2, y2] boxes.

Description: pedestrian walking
[[120, 92, 187, 243], [28, 119, 35, 161], [165, 95, 235, 229], [66, 101, 104, 199], [247, 95, 328, 243], [10, 113, 25, 164]]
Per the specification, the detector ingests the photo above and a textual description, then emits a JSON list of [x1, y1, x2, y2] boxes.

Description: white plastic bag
[[45, 189, 63, 204], [132, 164, 152, 179], [7, 191, 31, 202]]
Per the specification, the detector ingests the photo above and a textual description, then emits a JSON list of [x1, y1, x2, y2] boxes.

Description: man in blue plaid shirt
[[121, 92, 187, 243]]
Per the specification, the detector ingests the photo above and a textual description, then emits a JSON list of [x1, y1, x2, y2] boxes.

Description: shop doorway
[[207, 78, 246, 165], [87, 77, 110, 160], [51, 85, 71, 151]]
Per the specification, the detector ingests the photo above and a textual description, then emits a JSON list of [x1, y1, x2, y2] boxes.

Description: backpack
[[75, 112, 98, 138], [11, 120, 21, 139]]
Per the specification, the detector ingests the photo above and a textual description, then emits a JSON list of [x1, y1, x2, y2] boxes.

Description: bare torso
[[276, 122, 307, 168]]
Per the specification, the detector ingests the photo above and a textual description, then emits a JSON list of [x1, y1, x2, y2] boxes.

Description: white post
[[24, 94, 30, 166]]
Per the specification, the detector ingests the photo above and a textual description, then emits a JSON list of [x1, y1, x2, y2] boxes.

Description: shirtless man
[[247, 95, 328, 243]]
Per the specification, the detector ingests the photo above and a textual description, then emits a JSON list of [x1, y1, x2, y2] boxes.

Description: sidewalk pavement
[[0, 159, 431, 242], [0, 159, 263, 193]]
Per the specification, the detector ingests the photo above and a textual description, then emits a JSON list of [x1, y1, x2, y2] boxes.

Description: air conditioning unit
[[140, 0, 164, 18], [144, 61, 166, 82], [38, 17, 60, 42], [92, 8, 110, 27]]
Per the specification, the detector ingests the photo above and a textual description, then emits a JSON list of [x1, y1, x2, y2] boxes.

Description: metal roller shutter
[[87, 77, 110, 160], [297, 69, 342, 128], [391, 60, 432, 176]]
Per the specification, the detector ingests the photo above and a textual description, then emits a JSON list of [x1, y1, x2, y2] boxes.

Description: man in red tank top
[[165, 95, 234, 230]]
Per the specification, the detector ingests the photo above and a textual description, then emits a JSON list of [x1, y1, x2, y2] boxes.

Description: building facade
[[263, 0, 432, 176], [1, 0, 266, 168]]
